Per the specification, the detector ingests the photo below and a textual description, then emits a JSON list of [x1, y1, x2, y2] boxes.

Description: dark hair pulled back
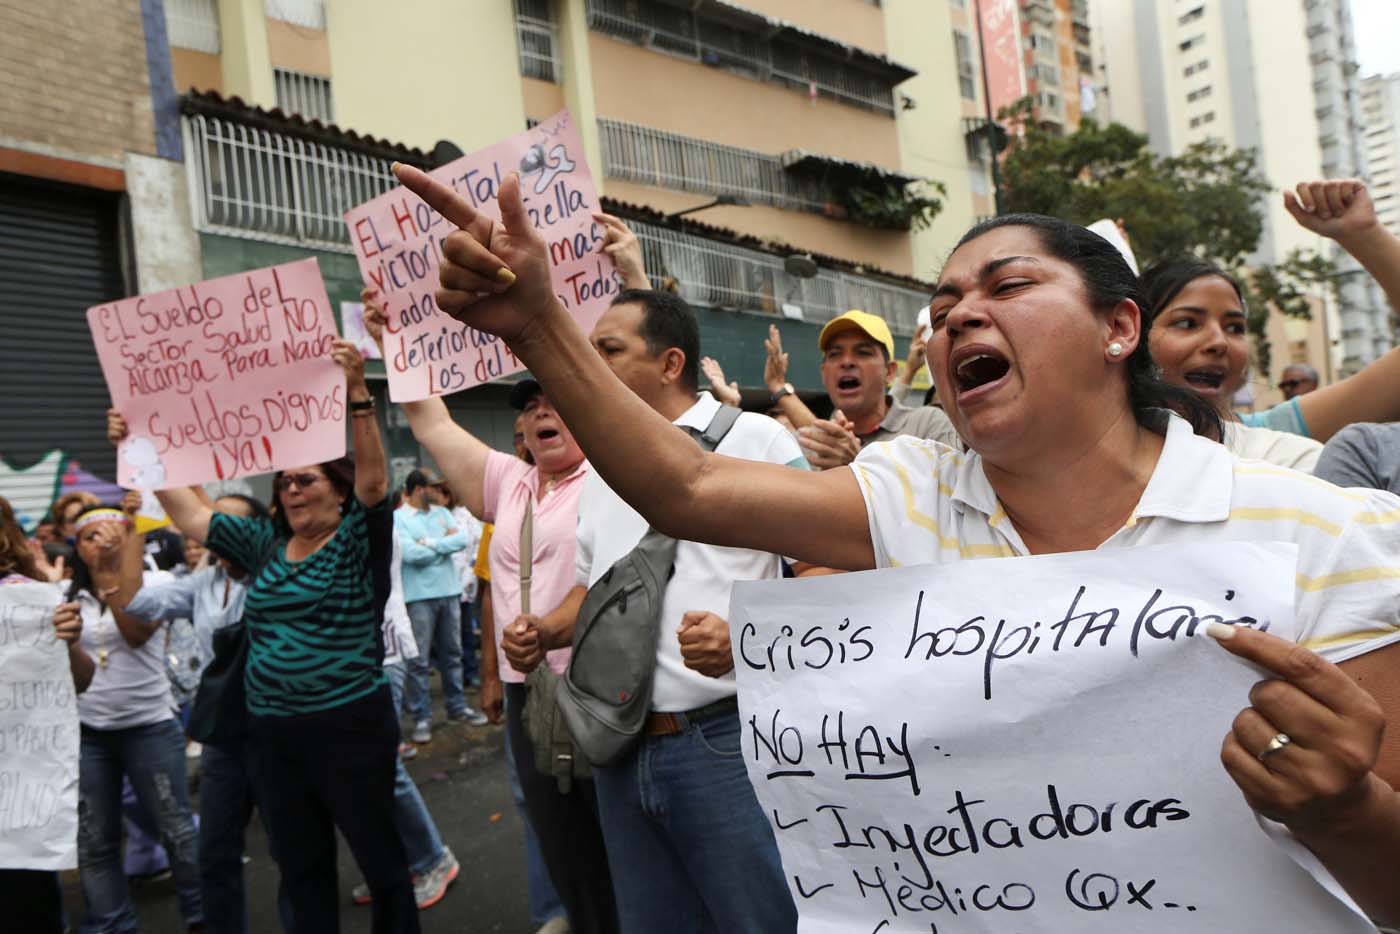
[[951, 214, 1223, 441]]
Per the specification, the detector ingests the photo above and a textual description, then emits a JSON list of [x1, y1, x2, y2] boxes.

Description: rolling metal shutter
[[0, 173, 126, 517]]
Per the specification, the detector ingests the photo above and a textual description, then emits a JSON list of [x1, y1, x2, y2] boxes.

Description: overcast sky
[[1349, 0, 1400, 78]]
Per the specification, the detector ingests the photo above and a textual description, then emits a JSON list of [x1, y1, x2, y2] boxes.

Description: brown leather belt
[[642, 696, 739, 736]]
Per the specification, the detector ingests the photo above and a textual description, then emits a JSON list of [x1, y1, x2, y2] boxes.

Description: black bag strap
[[692, 404, 742, 453]]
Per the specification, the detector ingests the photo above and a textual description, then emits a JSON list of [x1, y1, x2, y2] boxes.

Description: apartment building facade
[[1360, 73, 1400, 239], [4, 0, 998, 504]]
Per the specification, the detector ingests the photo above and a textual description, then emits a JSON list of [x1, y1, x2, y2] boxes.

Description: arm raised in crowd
[[393, 165, 874, 571], [335, 339, 388, 506], [361, 290, 493, 519], [595, 212, 652, 290], [1282, 180, 1400, 441], [764, 325, 818, 430]]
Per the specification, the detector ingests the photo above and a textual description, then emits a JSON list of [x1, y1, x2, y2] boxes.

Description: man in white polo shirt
[[502, 289, 802, 933]]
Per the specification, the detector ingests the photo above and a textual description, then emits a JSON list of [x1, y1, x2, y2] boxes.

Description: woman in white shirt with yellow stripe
[[393, 163, 1400, 927]]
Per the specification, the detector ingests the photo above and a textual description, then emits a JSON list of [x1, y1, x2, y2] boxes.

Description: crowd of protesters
[[3, 177, 1400, 934]]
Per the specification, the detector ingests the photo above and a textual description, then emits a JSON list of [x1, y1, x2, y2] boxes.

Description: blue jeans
[[386, 662, 447, 875], [459, 598, 480, 686], [77, 719, 202, 933], [405, 597, 465, 722], [503, 715, 567, 925], [200, 736, 293, 934], [592, 710, 797, 934]]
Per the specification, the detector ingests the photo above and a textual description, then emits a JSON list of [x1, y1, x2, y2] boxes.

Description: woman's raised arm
[[392, 165, 874, 569]]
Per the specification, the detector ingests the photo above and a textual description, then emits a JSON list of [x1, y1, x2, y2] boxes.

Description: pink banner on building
[[86, 258, 346, 489], [978, 0, 1027, 118], [343, 110, 615, 402]]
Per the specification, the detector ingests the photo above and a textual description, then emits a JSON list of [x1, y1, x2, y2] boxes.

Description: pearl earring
[[1108, 341, 1124, 357]]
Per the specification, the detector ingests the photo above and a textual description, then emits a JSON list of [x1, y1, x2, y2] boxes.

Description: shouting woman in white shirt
[[392, 163, 1400, 928]]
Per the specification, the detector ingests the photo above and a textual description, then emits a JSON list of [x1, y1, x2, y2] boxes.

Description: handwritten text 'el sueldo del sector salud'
[[729, 541, 1375, 934], [87, 257, 346, 490], [343, 109, 616, 403]]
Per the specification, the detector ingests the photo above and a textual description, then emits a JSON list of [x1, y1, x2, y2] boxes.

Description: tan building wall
[[267, 18, 330, 76], [522, 78, 566, 123], [218, 0, 275, 108], [1246, 295, 1332, 409], [588, 34, 903, 168], [740, 0, 888, 56], [0, 0, 156, 165], [325, 1, 524, 151], [886, 0, 977, 279], [171, 48, 224, 95], [606, 179, 914, 275]]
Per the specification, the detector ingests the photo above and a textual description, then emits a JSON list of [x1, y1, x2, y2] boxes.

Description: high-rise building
[[1091, 0, 1393, 389], [1360, 73, 1400, 239]]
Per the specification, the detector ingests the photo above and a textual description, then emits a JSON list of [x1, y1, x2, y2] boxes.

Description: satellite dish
[[784, 254, 819, 279], [431, 140, 465, 168]]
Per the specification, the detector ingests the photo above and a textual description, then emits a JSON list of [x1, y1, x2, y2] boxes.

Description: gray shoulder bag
[[555, 404, 742, 767], [519, 495, 591, 793]]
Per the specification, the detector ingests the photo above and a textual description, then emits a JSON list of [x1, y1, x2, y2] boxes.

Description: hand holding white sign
[[729, 542, 1379, 933]]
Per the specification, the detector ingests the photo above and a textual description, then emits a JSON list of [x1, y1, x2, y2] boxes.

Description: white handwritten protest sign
[[87, 258, 346, 489], [343, 109, 613, 402], [0, 583, 78, 870], [730, 542, 1374, 933]]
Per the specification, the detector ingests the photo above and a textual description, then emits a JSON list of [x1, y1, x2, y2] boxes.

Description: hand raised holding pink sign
[[343, 109, 619, 402], [86, 257, 346, 489]]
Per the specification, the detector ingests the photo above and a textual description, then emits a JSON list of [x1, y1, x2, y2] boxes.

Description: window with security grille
[[586, 0, 899, 115], [954, 31, 976, 100], [274, 69, 335, 123], [515, 0, 560, 82], [164, 0, 220, 53]]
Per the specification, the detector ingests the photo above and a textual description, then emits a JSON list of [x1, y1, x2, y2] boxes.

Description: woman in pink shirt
[[362, 296, 618, 934]]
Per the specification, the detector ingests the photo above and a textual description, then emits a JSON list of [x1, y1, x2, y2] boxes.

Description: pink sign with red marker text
[[86, 258, 346, 489], [343, 109, 615, 402]]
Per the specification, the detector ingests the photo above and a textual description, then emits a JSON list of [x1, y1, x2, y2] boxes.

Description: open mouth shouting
[[1182, 366, 1228, 397], [834, 374, 863, 395], [951, 344, 1011, 402]]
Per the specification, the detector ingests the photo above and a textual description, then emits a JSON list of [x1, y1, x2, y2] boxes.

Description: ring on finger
[[1256, 731, 1292, 764]]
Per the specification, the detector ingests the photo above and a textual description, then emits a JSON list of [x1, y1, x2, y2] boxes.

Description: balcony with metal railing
[[632, 220, 926, 333]]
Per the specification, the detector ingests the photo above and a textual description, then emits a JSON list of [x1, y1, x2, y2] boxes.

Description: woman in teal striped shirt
[[109, 339, 417, 934]]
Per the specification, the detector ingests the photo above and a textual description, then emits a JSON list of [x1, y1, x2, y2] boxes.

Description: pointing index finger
[[393, 163, 482, 234], [1205, 622, 1367, 712]]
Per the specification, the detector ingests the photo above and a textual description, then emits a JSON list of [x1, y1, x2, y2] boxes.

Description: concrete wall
[[126, 152, 204, 293], [0, 0, 156, 165], [741, 0, 888, 56], [218, 0, 275, 107], [171, 47, 225, 94], [588, 34, 903, 168], [325, 1, 524, 151], [887, 0, 977, 279], [267, 17, 330, 75]]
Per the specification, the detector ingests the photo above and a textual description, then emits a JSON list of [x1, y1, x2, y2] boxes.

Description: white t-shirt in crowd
[[575, 392, 809, 712], [72, 581, 175, 731], [383, 534, 418, 666], [449, 505, 483, 603], [1225, 421, 1323, 472], [851, 413, 1400, 664]]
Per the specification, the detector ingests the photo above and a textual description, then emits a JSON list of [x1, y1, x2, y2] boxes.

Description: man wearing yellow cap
[[765, 310, 960, 468]]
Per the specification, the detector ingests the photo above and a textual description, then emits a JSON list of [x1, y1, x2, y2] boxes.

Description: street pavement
[[61, 699, 535, 933]]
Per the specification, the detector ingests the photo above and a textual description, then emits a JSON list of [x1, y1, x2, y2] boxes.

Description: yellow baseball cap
[[818, 310, 895, 360]]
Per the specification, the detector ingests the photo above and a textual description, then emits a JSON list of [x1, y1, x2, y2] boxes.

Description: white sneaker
[[535, 917, 570, 934], [412, 720, 431, 744]]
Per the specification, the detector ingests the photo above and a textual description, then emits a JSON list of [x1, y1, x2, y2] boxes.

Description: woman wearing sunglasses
[[108, 339, 416, 934]]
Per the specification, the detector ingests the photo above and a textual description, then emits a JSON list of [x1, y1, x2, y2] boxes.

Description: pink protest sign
[[86, 258, 346, 489], [343, 109, 615, 402]]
